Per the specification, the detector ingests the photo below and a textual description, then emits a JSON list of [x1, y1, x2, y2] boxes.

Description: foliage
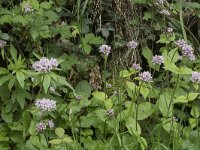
[[0, 0, 200, 150]]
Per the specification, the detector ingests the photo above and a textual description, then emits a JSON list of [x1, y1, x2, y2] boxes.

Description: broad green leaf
[[164, 60, 179, 74], [120, 68, 137, 77], [120, 70, 131, 77], [62, 137, 73, 143], [104, 99, 113, 109], [125, 117, 141, 135], [0, 133, 9, 142], [168, 48, 179, 62], [179, 67, 192, 75], [126, 81, 137, 91], [188, 93, 199, 101], [49, 139, 62, 145], [92, 91, 107, 101], [0, 67, 8, 75], [95, 109, 107, 122], [28, 121, 36, 135], [31, 0, 40, 10], [30, 136, 43, 150], [75, 80, 91, 98], [16, 71, 25, 88], [174, 95, 188, 103], [137, 102, 154, 120], [191, 106, 200, 118], [158, 92, 172, 117], [40, 1, 53, 9], [43, 74, 51, 93], [142, 46, 153, 62], [55, 128, 65, 138], [140, 86, 149, 99], [0, 74, 12, 86]]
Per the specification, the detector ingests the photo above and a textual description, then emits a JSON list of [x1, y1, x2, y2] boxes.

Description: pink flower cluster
[[36, 120, 55, 132], [99, 44, 111, 56], [132, 63, 142, 71], [139, 71, 152, 82], [191, 72, 200, 83], [35, 98, 57, 112], [32, 57, 59, 73], [176, 39, 195, 61], [127, 40, 138, 49], [152, 55, 164, 65]]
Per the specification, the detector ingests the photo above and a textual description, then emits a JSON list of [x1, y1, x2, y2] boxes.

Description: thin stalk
[[104, 57, 107, 100], [135, 82, 143, 131], [179, 0, 187, 41]]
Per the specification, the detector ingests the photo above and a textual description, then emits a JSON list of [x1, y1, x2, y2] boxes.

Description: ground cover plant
[[0, 0, 200, 149]]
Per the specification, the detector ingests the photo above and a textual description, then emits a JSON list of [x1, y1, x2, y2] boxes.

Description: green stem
[[135, 82, 143, 131], [179, 0, 187, 41]]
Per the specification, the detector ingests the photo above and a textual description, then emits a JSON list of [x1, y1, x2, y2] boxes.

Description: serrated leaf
[[0, 74, 12, 86], [0, 67, 8, 75], [10, 44, 17, 62], [43, 74, 51, 93], [16, 71, 25, 88]]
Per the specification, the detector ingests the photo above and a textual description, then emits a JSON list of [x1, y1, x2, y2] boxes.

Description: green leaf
[[40, 1, 53, 9], [164, 60, 179, 74], [142, 46, 153, 63], [0, 74, 12, 86], [16, 71, 25, 88], [104, 99, 113, 109], [120, 68, 137, 77], [179, 67, 192, 75], [174, 95, 188, 103], [31, 0, 40, 10], [137, 102, 154, 120], [92, 91, 107, 101], [125, 117, 141, 135], [30, 136, 43, 150], [0, 133, 9, 142], [140, 86, 149, 99], [62, 137, 73, 143], [10, 44, 17, 62], [158, 92, 172, 117], [167, 48, 179, 62], [75, 80, 91, 98], [55, 128, 65, 138], [43, 74, 51, 93], [0, 67, 8, 75], [191, 106, 200, 118], [188, 93, 199, 101], [49, 139, 62, 145], [95, 109, 107, 122]]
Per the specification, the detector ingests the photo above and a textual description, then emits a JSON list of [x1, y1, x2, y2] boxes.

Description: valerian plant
[[0, 0, 200, 150]]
